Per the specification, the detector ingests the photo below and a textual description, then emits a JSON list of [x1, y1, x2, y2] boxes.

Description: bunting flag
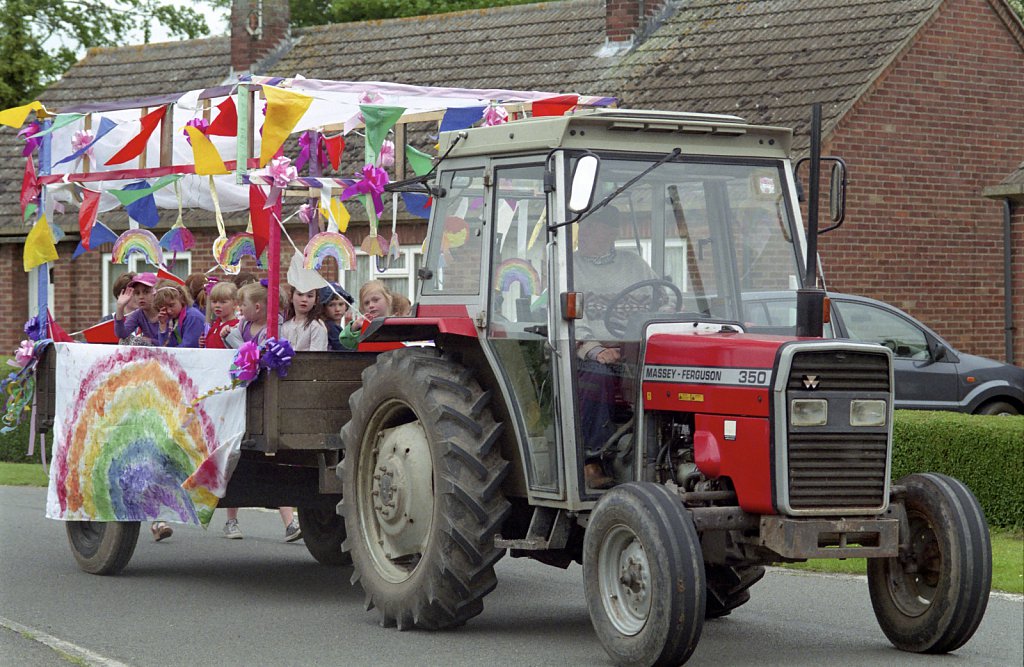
[[324, 135, 345, 170], [260, 86, 313, 167], [80, 319, 119, 344], [405, 145, 434, 176], [248, 185, 270, 257], [205, 97, 238, 137], [185, 126, 228, 175], [361, 105, 405, 158], [105, 106, 167, 166], [156, 267, 186, 285], [53, 116, 117, 167], [532, 94, 579, 117], [78, 188, 101, 251], [21, 158, 39, 219], [24, 215, 59, 271], [28, 113, 84, 138], [0, 100, 44, 128], [439, 106, 486, 133], [109, 174, 183, 207], [319, 192, 350, 233], [117, 181, 160, 228], [74, 220, 118, 257], [401, 192, 432, 219]]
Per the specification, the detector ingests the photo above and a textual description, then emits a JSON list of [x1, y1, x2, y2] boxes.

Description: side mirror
[[568, 154, 599, 213], [828, 160, 846, 224]]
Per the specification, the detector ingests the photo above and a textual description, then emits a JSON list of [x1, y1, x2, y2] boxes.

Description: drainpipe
[[1003, 198, 1015, 365]]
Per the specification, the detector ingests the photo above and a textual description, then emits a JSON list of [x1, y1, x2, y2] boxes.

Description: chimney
[[231, 0, 291, 76], [605, 1, 673, 49]]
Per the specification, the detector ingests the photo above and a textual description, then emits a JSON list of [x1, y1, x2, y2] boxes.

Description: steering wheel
[[603, 279, 683, 338]]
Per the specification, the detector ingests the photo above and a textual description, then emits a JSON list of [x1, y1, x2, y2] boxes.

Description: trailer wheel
[[66, 521, 140, 575], [297, 506, 351, 566], [583, 482, 705, 666], [340, 348, 510, 630], [867, 473, 991, 654]]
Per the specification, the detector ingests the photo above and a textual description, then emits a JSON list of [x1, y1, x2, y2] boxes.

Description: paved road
[[2, 485, 1021, 666]]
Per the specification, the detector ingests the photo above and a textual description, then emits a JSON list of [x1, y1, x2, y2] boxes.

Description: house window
[[101, 253, 192, 315], [338, 249, 423, 305], [27, 266, 56, 321]]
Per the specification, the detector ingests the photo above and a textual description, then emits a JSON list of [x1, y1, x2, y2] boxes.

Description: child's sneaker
[[223, 519, 243, 539], [151, 521, 173, 542], [284, 519, 302, 542]]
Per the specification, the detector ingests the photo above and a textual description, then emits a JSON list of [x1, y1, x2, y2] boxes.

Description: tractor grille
[[783, 349, 891, 512]]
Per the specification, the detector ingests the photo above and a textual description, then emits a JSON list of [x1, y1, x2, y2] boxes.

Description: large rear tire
[[867, 473, 991, 654], [340, 348, 510, 630], [297, 506, 351, 566], [583, 482, 705, 666], [66, 521, 140, 575]]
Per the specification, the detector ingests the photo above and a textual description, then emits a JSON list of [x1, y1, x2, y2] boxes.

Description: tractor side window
[[486, 164, 559, 492], [421, 169, 486, 296]]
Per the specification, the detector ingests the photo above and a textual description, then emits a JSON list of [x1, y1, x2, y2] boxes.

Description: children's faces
[[239, 296, 263, 323], [362, 290, 389, 319], [292, 289, 317, 317], [130, 284, 154, 310], [210, 297, 236, 321], [324, 298, 349, 323], [158, 298, 185, 321]]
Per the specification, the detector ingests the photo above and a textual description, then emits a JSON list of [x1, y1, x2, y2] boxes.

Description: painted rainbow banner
[[303, 231, 356, 271], [45, 344, 245, 527], [111, 228, 164, 266], [495, 257, 542, 296], [217, 232, 269, 270]]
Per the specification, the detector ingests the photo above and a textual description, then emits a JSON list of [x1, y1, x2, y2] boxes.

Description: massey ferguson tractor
[[338, 107, 991, 665]]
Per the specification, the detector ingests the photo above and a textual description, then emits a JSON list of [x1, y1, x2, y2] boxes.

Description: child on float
[[113, 272, 160, 344], [152, 280, 205, 348], [319, 283, 354, 351], [334, 280, 393, 350], [281, 283, 328, 351], [204, 281, 239, 350]]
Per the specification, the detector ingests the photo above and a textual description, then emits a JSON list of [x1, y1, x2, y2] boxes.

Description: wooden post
[[159, 104, 173, 167]]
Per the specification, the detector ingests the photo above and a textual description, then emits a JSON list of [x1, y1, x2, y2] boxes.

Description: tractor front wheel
[[583, 482, 705, 666], [867, 473, 991, 653], [66, 521, 140, 575], [340, 348, 510, 630]]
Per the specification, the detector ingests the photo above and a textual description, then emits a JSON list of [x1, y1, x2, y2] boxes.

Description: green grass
[[780, 529, 1024, 594], [0, 462, 49, 486]]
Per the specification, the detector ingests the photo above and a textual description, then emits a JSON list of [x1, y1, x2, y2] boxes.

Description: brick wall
[[230, 0, 290, 74], [819, 0, 1024, 363], [606, 0, 670, 43]]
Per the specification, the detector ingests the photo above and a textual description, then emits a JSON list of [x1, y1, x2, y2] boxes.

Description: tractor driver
[[572, 206, 658, 489]]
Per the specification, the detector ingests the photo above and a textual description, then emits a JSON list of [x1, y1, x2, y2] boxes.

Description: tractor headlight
[[791, 399, 828, 426], [850, 399, 887, 427]]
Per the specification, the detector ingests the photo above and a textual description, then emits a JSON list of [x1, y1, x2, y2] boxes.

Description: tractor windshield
[[568, 157, 802, 339]]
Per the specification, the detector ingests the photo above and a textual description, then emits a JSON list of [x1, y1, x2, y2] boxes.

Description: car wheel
[[975, 401, 1019, 416]]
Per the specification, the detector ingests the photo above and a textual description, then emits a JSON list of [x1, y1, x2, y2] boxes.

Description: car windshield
[[568, 157, 801, 334]]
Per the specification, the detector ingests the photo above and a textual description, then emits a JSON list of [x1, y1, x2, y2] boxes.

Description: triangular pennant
[[24, 215, 59, 271], [0, 100, 44, 128], [324, 135, 345, 170], [109, 174, 183, 207], [20, 157, 39, 217], [28, 113, 84, 138], [319, 192, 350, 233], [205, 97, 238, 137], [156, 267, 186, 285], [48, 313, 73, 343], [72, 242, 88, 260], [401, 192, 432, 219], [405, 145, 434, 177], [260, 86, 313, 167], [89, 221, 119, 247], [53, 116, 117, 167], [105, 106, 167, 166], [120, 181, 159, 228], [439, 106, 486, 133], [361, 105, 405, 158], [249, 186, 270, 257], [80, 319, 119, 344], [78, 188, 101, 250], [185, 125, 228, 175], [532, 94, 579, 117]]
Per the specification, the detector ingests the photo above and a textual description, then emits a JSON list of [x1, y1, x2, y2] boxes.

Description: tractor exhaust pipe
[[796, 103, 826, 338]]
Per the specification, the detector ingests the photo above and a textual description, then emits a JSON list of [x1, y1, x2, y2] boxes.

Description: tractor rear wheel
[[583, 482, 705, 666], [66, 521, 140, 575], [340, 348, 510, 630], [867, 473, 991, 653], [297, 506, 351, 566]]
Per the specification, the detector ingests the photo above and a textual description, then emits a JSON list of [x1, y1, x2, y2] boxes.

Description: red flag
[[47, 311, 73, 343], [105, 106, 167, 166], [531, 95, 579, 118], [81, 319, 119, 344], [156, 267, 186, 285], [249, 185, 270, 256], [205, 97, 238, 137], [324, 135, 345, 170], [78, 189, 100, 250], [20, 157, 39, 217]]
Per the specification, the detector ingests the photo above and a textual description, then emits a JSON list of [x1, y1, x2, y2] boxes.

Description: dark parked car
[[742, 292, 1024, 415]]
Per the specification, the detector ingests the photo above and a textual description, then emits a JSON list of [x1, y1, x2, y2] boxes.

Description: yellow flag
[[319, 195, 350, 233], [0, 101, 44, 128], [24, 215, 59, 271], [260, 86, 313, 167], [185, 126, 228, 175]]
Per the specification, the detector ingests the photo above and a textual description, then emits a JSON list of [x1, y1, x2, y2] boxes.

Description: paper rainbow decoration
[[304, 232, 356, 271], [217, 232, 268, 269], [52, 348, 221, 525], [111, 229, 164, 266], [160, 225, 195, 252], [495, 258, 542, 296]]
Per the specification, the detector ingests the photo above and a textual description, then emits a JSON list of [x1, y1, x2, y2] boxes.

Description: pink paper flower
[[229, 340, 261, 383], [298, 203, 315, 225], [183, 118, 210, 145], [379, 140, 395, 168], [482, 105, 509, 127], [12, 340, 34, 367], [267, 155, 298, 188], [71, 130, 95, 157]]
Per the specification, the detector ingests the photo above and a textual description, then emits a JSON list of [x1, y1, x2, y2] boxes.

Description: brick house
[[0, 0, 1021, 365]]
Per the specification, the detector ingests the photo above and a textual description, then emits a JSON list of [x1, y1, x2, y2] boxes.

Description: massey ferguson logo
[[802, 375, 820, 389]]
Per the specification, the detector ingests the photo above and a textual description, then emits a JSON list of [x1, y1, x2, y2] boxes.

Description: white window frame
[[27, 266, 56, 322], [100, 252, 192, 315], [338, 248, 423, 304]]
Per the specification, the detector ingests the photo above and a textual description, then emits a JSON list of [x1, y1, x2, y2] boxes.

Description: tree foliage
[[1009, 0, 1023, 19], [289, 0, 549, 28], [0, 0, 212, 109]]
